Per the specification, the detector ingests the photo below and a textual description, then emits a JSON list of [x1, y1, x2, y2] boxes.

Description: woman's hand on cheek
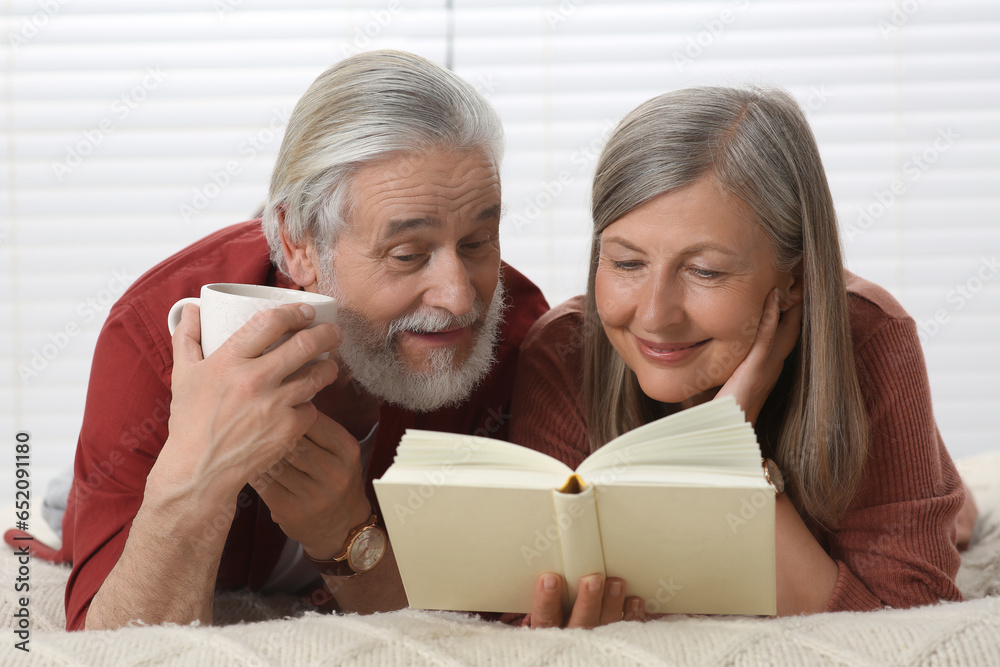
[[717, 288, 804, 424], [529, 573, 645, 629]]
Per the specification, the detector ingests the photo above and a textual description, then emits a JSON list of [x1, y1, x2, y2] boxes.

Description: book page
[[395, 430, 574, 477], [373, 482, 566, 613], [577, 396, 759, 472], [580, 428, 763, 478], [375, 431, 585, 611], [591, 482, 776, 616], [577, 398, 763, 483], [587, 396, 747, 460]]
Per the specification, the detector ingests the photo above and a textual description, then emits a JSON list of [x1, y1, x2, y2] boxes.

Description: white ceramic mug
[[167, 283, 338, 358]]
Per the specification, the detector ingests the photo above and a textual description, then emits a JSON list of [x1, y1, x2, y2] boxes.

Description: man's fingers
[[250, 471, 292, 504], [264, 321, 343, 374], [223, 303, 341, 363], [529, 573, 565, 629], [566, 574, 605, 629], [268, 401, 321, 458], [262, 451, 313, 489], [265, 434, 336, 485], [279, 356, 341, 408], [300, 411, 363, 466], [188, 302, 341, 410], [222, 302, 312, 358], [171, 303, 205, 366]]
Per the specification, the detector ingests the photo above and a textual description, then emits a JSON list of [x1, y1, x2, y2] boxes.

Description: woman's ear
[[277, 208, 320, 290], [778, 261, 804, 311]]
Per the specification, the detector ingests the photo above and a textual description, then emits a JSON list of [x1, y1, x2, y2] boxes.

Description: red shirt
[[56, 221, 549, 630]]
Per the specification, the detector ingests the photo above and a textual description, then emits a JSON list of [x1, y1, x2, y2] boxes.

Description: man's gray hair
[[261, 50, 505, 275]]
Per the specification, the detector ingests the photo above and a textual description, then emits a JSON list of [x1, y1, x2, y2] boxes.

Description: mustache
[[387, 301, 485, 338]]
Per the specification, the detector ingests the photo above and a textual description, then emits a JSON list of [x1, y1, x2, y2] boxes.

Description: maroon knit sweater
[[509, 272, 964, 612]]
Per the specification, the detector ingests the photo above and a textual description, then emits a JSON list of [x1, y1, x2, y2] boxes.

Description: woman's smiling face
[[594, 175, 796, 407]]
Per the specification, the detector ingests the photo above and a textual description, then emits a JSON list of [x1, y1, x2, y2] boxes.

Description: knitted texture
[[2, 451, 998, 667], [4, 600, 1000, 667]]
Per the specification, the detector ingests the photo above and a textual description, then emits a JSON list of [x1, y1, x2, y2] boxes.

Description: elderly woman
[[511, 86, 976, 628]]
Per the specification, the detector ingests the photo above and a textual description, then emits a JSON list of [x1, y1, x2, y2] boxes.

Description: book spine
[[551, 482, 606, 609]]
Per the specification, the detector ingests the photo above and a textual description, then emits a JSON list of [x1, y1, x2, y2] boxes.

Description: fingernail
[[607, 580, 623, 597], [587, 574, 602, 594], [629, 598, 643, 614], [543, 574, 558, 591], [299, 304, 315, 319]]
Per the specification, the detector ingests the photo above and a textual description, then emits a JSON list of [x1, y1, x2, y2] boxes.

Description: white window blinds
[[2, 1, 999, 506]]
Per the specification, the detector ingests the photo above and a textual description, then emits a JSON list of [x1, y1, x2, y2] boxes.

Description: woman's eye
[[690, 267, 719, 279], [392, 253, 419, 263], [612, 260, 642, 271]]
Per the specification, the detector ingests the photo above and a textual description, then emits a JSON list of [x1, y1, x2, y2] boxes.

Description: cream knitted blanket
[[3, 452, 999, 666]]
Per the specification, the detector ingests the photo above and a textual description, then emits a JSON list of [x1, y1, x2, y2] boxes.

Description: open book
[[373, 396, 776, 616]]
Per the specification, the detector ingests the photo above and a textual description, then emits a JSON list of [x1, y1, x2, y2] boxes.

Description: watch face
[[764, 458, 785, 494], [348, 526, 387, 572]]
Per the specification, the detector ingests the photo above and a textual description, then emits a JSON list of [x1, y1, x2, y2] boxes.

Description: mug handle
[[167, 297, 200, 336]]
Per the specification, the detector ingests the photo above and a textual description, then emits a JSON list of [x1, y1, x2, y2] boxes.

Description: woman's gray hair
[[584, 85, 868, 529], [261, 50, 504, 275]]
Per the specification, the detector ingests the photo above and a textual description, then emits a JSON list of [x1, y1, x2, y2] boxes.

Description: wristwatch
[[304, 513, 387, 577], [762, 458, 785, 494]]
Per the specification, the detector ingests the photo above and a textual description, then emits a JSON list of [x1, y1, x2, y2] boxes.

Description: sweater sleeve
[[823, 315, 964, 612], [509, 298, 591, 469]]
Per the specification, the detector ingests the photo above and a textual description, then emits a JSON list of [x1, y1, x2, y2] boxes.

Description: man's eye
[[690, 267, 720, 279], [462, 234, 496, 252], [392, 253, 419, 263]]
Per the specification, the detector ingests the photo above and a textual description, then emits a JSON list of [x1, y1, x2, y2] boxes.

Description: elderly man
[[52, 50, 548, 630]]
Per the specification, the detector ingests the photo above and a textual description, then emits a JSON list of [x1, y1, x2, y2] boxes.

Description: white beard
[[323, 276, 507, 413]]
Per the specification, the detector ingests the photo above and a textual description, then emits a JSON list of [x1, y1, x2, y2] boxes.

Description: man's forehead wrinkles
[[380, 202, 500, 239], [363, 181, 500, 214], [346, 148, 501, 243]]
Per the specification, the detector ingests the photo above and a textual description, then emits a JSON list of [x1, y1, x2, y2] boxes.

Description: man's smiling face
[[315, 147, 505, 411]]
